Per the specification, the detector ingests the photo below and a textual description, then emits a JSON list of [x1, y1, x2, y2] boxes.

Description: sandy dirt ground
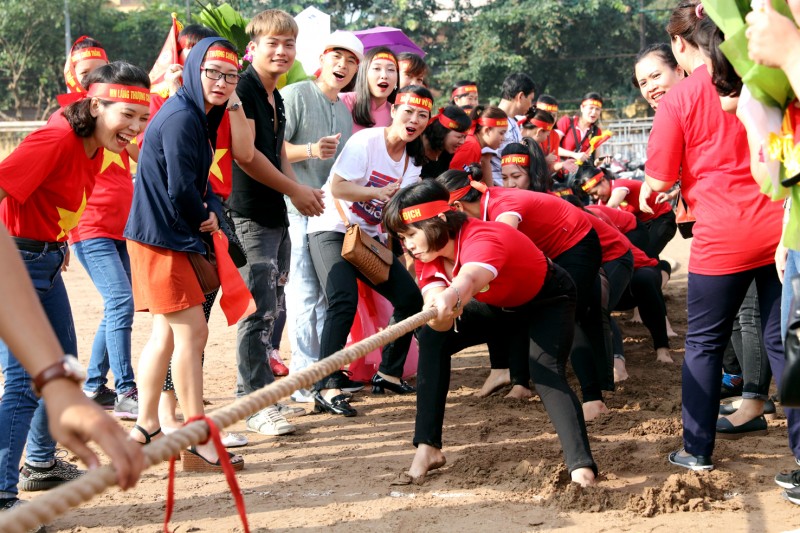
[[9, 235, 800, 532]]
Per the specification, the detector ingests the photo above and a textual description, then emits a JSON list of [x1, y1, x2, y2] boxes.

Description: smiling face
[[318, 49, 359, 91], [367, 57, 398, 100], [200, 58, 239, 109], [501, 164, 531, 190], [587, 179, 611, 203], [249, 34, 296, 76], [91, 99, 150, 153], [635, 52, 684, 110], [390, 102, 430, 142]]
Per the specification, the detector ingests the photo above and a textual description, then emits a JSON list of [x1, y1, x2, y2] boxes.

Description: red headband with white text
[[449, 175, 488, 203], [396, 92, 433, 112], [501, 154, 530, 167], [64, 36, 108, 94], [452, 85, 478, 98], [581, 170, 605, 191], [87, 83, 151, 105], [205, 46, 240, 68]]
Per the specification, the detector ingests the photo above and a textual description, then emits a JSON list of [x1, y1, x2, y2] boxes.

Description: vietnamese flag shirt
[[0, 114, 99, 242], [416, 218, 548, 308], [645, 67, 782, 275], [480, 187, 592, 259]]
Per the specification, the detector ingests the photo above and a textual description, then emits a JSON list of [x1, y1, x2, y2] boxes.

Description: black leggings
[[614, 266, 670, 352], [309, 231, 423, 390], [643, 210, 677, 259], [413, 263, 597, 475]]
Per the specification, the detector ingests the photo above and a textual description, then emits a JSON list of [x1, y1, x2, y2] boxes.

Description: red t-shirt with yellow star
[[69, 147, 134, 243], [0, 114, 99, 242], [209, 111, 232, 201]]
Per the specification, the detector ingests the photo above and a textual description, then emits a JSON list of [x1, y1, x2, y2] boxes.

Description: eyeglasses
[[200, 67, 240, 85]]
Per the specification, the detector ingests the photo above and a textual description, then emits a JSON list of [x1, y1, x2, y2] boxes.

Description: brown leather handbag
[[188, 241, 220, 294], [335, 198, 393, 286]]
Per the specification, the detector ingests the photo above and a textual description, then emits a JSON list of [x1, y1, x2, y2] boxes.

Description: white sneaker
[[290, 388, 315, 403], [246, 405, 295, 436], [221, 432, 248, 448], [276, 402, 307, 418]]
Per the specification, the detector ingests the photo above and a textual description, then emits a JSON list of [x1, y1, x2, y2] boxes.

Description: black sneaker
[[19, 456, 85, 491], [0, 498, 47, 532], [668, 449, 714, 471], [775, 469, 800, 489], [87, 385, 116, 410], [785, 485, 800, 505], [339, 370, 365, 393]]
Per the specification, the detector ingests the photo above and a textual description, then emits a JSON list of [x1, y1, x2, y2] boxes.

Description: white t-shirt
[[490, 121, 521, 186], [307, 127, 422, 237]]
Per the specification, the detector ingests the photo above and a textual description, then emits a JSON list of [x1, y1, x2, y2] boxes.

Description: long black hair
[[352, 46, 398, 128], [63, 61, 150, 137], [422, 105, 471, 154]]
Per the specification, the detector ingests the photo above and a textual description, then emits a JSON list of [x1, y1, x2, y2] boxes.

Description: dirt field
[[13, 236, 800, 532]]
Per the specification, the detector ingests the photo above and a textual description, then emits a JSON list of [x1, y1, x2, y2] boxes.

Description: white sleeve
[[331, 133, 369, 184]]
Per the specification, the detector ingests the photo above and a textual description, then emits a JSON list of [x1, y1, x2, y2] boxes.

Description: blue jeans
[[232, 215, 290, 395], [0, 244, 75, 498], [683, 265, 800, 459], [284, 212, 325, 375], [71, 238, 135, 394], [782, 249, 800, 339]]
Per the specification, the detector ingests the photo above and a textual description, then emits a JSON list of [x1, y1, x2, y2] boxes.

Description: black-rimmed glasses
[[200, 67, 240, 85]]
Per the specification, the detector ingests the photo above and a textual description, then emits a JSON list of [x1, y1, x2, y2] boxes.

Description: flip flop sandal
[[181, 446, 244, 472]]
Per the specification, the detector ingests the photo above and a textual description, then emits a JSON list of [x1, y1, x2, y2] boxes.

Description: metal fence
[[601, 117, 653, 163]]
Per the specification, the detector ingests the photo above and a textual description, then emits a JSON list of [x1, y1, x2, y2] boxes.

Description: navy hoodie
[[124, 37, 225, 253]]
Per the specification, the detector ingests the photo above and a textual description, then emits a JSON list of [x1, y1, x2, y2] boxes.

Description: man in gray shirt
[[281, 31, 363, 402]]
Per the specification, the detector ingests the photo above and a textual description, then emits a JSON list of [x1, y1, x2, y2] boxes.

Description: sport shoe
[[290, 388, 315, 403], [268, 349, 289, 377], [775, 468, 800, 489], [720, 373, 743, 399], [276, 402, 307, 418], [246, 405, 295, 436], [19, 455, 85, 491], [667, 449, 714, 471], [0, 498, 47, 532], [114, 387, 138, 420], [340, 370, 365, 393], [785, 485, 800, 505], [86, 385, 116, 410]]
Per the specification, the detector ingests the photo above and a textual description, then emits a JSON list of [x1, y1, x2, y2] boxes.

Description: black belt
[[12, 237, 66, 253]]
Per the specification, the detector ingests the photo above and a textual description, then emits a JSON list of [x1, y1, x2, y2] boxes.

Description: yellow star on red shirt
[[56, 189, 87, 239], [209, 148, 228, 182], [100, 149, 126, 173]]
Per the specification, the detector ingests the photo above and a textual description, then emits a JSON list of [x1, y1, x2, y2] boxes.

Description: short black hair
[[501, 73, 535, 100]]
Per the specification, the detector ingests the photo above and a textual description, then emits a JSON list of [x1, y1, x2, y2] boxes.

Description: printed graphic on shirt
[[57, 189, 87, 239], [350, 169, 397, 225]]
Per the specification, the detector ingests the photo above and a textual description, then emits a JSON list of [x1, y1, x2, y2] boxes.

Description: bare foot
[[613, 358, 629, 383], [505, 385, 533, 399], [407, 443, 447, 482], [666, 317, 678, 338], [571, 467, 596, 487], [656, 348, 674, 363], [630, 307, 643, 324], [477, 369, 511, 397], [582, 400, 609, 421]]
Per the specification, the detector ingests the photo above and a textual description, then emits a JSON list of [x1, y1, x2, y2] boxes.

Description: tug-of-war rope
[[0, 307, 438, 533]]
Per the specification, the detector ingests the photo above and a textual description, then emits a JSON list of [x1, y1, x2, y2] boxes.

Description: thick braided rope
[[0, 307, 437, 533]]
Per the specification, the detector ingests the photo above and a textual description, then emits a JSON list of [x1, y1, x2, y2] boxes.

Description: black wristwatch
[[227, 101, 242, 111]]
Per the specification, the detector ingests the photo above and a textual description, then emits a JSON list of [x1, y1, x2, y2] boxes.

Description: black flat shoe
[[371, 373, 416, 395], [313, 392, 357, 417], [719, 398, 776, 419], [716, 414, 768, 439], [668, 449, 714, 471]]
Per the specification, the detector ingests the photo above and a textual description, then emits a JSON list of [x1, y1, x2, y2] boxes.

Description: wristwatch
[[31, 355, 86, 397], [227, 101, 242, 111]]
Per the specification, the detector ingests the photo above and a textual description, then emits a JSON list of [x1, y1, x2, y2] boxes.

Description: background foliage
[[0, 0, 676, 119]]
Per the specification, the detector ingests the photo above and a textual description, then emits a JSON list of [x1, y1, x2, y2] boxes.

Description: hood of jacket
[[176, 36, 229, 144]]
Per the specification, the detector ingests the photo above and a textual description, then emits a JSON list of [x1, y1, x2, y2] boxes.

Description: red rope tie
[[163, 416, 250, 533]]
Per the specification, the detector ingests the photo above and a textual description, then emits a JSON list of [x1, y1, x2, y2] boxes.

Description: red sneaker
[[269, 349, 289, 377]]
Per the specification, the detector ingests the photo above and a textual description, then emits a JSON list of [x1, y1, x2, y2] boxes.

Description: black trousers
[[309, 231, 423, 389], [643, 210, 677, 259], [615, 266, 670, 351], [413, 263, 597, 475]]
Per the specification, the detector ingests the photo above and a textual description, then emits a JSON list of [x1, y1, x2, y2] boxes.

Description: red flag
[[211, 230, 256, 326], [149, 13, 184, 99]]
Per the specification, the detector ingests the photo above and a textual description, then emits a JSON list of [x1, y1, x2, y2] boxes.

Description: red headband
[[477, 117, 508, 129], [429, 108, 461, 131], [581, 171, 605, 191], [501, 154, 529, 167], [64, 37, 108, 94], [205, 46, 239, 68], [582, 99, 603, 109], [536, 102, 558, 113], [373, 52, 397, 65], [396, 92, 433, 112], [530, 118, 553, 131], [401, 200, 452, 224], [87, 83, 151, 105], [449, 176, 488, 203], [550, 189, 571, 197], [452, 85, 478, 98]]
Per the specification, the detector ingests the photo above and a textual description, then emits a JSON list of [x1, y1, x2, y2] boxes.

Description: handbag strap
[[334, 198, 352, 228]]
